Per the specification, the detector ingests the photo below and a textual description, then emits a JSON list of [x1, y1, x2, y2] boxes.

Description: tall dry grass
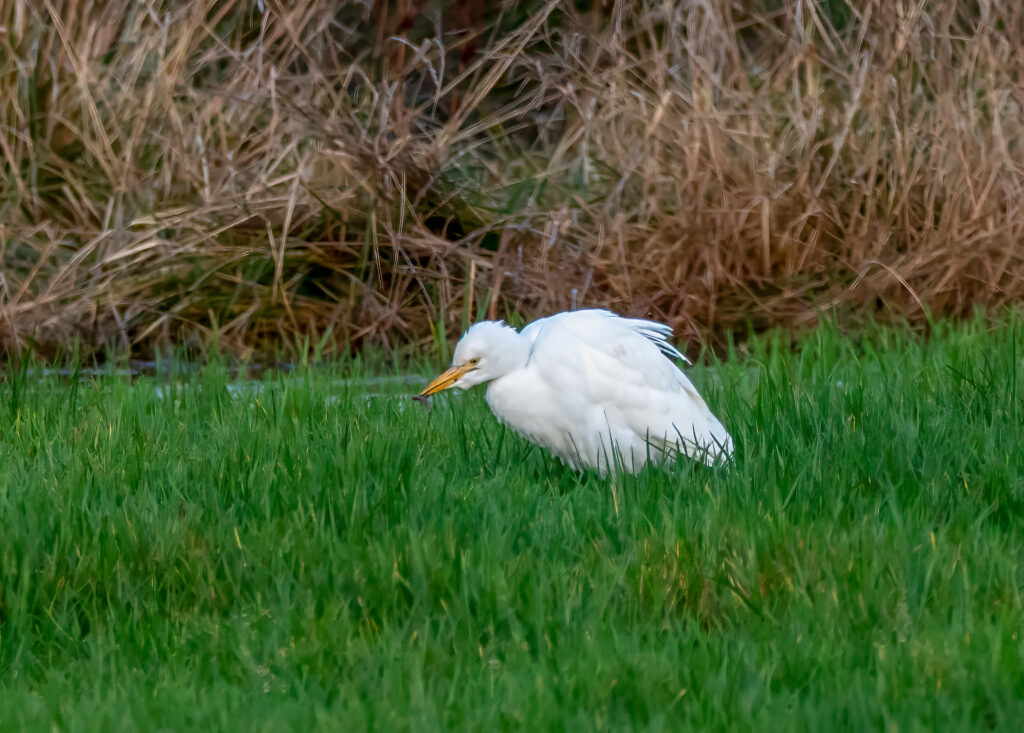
[[2, 0, 1023, 358]]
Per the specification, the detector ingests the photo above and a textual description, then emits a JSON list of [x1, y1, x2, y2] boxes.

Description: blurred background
[[2, 0, 1022, 360]]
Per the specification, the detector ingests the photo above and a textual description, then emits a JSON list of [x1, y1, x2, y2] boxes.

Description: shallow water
[[144, 374, 431, 408]]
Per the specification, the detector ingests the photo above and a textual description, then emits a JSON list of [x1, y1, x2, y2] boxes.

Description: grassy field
[[1, 314, 1023, 730]]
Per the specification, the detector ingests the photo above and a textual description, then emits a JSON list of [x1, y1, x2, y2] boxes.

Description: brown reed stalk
[[1, 0, 1022, 359]]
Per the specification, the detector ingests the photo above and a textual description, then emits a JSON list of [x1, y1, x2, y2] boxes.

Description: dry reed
[[2, 0, 1023, 359]]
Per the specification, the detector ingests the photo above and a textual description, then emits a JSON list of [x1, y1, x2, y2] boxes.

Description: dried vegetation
[[2, 0, 1023, 358]]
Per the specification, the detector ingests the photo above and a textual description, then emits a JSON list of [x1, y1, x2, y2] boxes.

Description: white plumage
[[418, 309, 732, 475]]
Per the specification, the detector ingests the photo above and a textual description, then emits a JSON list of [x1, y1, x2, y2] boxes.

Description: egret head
[[418, 321, 528, 397]]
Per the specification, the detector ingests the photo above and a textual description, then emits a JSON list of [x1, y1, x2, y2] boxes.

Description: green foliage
[[0, 314, 1023, 729]]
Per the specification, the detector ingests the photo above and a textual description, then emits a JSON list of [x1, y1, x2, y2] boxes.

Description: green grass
[[1, 315, 1023, 730]]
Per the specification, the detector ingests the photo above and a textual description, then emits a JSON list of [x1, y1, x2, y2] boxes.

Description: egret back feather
[[482, 310, 731, 474]]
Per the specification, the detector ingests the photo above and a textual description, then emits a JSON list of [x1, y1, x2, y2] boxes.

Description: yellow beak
[[418, 364, 473, 397]]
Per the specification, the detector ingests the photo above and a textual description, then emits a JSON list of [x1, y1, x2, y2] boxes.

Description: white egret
[[418, 309, 732, 475]]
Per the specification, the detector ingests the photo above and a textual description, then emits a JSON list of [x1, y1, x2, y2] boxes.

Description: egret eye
[[467, 357, 481, 366]]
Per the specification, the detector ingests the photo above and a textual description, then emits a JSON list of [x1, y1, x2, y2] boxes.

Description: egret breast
[[484, 370, 588, 469], [484, 367, 656, 474]]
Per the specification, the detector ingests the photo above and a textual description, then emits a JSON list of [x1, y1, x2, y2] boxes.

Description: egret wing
[[522, 309, 688, 363], [524, 311, 732, 466]]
